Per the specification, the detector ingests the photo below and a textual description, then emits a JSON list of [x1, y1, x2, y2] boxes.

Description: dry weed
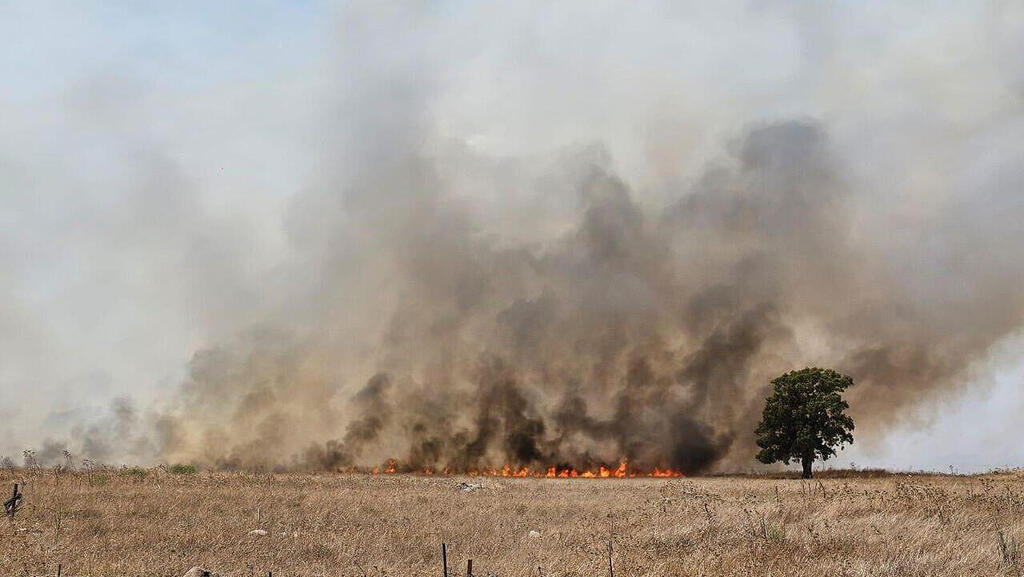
[[2, 469, 1022, 576]]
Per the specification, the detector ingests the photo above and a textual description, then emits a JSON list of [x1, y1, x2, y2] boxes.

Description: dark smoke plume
[[145, 118, 1022, 474]]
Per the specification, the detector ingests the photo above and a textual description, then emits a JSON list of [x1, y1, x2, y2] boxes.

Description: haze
[[1, 2, 1022, 473]]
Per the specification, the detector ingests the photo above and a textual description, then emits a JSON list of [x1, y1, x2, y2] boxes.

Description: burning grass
[[365, 459, 682, 478], [3, 467, 1024, 576]]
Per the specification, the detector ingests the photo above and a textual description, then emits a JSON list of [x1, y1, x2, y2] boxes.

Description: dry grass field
[[3, 467, 1024, 577]]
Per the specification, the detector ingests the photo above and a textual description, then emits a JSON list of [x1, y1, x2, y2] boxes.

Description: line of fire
[[359, 459, 685, 478]]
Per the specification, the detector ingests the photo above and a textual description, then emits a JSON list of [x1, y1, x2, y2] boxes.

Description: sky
[[1, 1, 1022, 472]]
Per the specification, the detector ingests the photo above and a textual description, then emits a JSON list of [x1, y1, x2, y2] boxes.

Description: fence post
[[4, 483, 22, 519]]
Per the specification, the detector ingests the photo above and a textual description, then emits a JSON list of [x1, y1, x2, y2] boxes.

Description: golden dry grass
[[2, 467, 1023, 576]]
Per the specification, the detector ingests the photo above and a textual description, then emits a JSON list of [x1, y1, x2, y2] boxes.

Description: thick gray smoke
[[150, 116, 1022, 473], [3, 3, 1023, 472]]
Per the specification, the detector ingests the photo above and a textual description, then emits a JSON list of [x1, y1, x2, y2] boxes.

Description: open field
[[3, 468, 1024, 577]]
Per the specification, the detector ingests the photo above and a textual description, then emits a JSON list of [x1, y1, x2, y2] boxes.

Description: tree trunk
[[801, 456, 813, 479]]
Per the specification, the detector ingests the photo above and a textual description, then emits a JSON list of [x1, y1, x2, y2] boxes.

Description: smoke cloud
[[153, 113, 1022, 473], [2, 2, 1022, 472]]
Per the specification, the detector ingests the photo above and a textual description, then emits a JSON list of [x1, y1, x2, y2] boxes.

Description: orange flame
[[614, 461, 627, 478], [650, 467, 684, 478], [365, 459, 685, 479]]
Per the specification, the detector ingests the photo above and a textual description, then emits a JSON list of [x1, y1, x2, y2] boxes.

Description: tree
[[755, 367, 854, 479]]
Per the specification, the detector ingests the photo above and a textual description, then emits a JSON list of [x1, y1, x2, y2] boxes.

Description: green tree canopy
[[755, 367, 855, 478]]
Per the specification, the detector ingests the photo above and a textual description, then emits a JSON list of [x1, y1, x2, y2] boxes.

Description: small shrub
[[168, 463, 198, 475], [743, 508, 787, 544], [761, 517, 786, 543], [120, 466, 148, 478], [998, 529, 1020, 568]]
